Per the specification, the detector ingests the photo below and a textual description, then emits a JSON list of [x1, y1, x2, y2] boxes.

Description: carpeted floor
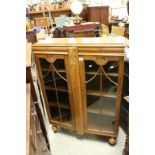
[[48, 127, 126, 155]]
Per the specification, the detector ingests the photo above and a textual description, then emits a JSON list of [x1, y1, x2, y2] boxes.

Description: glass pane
[[46, 90, 57, 102], [87, 95, 116, 116], [58, 91, 72, 125], [53, 59, 65, 70], [60, 109, 72, 125], [100, 115, 115, 132], [84, 59, 118, 132], [102, 97, 116, 116], [42, 71, 55, 88], [40, 58, 51, 70], [57, 91, 70, 107], [87, 113, 115, 132], [49, 107, 60, 121], [87, 113, 100, 130], [39, 58, 73, 126], [55, 72, 68, 90], [86, 75, 100, 92], [87, 95, 100, 114], [102, 75, 118, 97]]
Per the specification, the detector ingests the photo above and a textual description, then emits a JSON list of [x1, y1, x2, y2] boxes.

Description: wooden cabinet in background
[[26, 30, 37, 44], [27, 84, 51, 155], [88, 6, 109, 26], [26, 43, 51, 155], [32, 37, 126, 145]]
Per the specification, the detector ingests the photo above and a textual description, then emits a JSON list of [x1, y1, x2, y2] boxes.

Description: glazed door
[[35, 54, 75, 129], [79, 55, 123, 135]]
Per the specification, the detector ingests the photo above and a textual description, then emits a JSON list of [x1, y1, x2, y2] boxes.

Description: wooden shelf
[[44, 78, 61, 85], [87, 89, 117, 98], [29, 8, 71, 15], [87, 97, 115, 116], [42, 68, 66, 73], [85, 71, 118, 76], [49, 102, 70, 109], [88, 108, 115, 116], [45, 86, 68, 93]]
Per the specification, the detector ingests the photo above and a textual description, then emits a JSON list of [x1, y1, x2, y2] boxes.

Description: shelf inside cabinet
[[85, 71, 118, 77], [49, 102, 70, 109], [87, 96, 116, 116], [43, 75, 68, 91], [85, 73, 118, 97], [45, 90, 70, 104], [86, 84, 117, 98], [87, 90, 117, 98], [49, 107, 72, 125], [42, 68, 66, 73], [45, 86, 68, 93]]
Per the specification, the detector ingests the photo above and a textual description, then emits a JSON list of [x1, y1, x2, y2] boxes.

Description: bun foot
[[109, 137, 116, 145], [52, 126, 59, 133]]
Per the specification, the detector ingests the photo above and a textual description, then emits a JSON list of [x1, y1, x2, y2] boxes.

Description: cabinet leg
[[109, 137, 116, 145], [52, 125, 59, 133]]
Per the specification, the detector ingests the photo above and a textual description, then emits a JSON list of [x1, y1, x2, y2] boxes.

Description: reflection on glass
[[103, 61, 118, 74], [85, 60, 99, 72], [39, 58, 72, 125]]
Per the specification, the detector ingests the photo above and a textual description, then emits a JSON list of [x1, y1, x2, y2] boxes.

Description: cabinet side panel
[[115, 60, 124, 134]]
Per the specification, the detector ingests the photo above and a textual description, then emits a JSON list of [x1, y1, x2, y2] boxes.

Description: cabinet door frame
[[78, 51, 124, 137], [34, 53, 76, 130]]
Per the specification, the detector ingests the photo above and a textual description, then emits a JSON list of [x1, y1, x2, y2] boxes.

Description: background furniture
[[109, 21, 129, 38], [120, 61, 129, 132], [122, 98, 129, 155], [73, 30, 95, 37], [32, 37, 126, 145], [26, 84, 51, 155], [63, 23, 99, 37], [111, 26, 125, 36], [29, 8, 71, 19], [88, 6, 109, 26], [34, 17, 51, 28], [26, 30, 37, 44], [26, 43, 51, 155], [121, 60, 129, 155]]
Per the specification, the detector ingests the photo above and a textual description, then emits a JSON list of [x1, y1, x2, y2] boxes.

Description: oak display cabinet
[[32, 37, 125, 145]]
